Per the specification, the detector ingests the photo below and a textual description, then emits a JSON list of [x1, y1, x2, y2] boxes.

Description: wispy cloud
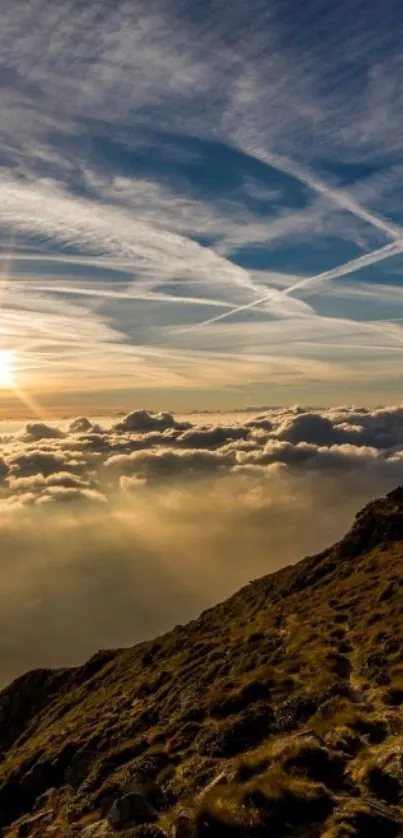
[[180, 241, 403, 331], [245, 150, 402, 241], [0, 0, 403, 406]]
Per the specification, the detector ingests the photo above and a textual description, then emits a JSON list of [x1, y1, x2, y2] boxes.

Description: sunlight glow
[[0, 351, 16, 388]]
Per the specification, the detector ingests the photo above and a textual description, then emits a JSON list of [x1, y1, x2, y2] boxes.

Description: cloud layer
[[1, 405, 403, 687]]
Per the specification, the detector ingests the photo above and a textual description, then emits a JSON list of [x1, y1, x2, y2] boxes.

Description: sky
[[1, 0, 403, 413]]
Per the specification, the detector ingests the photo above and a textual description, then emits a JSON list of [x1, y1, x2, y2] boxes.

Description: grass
[[2, 486, 403, 834]]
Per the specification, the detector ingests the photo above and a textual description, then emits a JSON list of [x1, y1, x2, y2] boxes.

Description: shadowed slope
[[2, 488, 403, 836]]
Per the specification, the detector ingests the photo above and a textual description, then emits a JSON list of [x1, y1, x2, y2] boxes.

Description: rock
[[123, 777, 165, 809], [65, 749, 97, 789], [107, 792, 157, 829]]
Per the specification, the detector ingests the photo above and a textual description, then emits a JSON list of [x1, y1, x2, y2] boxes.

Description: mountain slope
[[2, 488, 403, 837]]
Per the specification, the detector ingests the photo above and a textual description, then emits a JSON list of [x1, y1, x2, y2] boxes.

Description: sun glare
[[0, 351, 15, 388]]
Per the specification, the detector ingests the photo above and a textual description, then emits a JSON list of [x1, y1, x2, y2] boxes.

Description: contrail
[[249, 149, 402, 242], [182, 239, 403, 332]]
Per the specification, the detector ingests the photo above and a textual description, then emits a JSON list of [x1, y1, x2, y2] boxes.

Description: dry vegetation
[[2, 487, 403, 836]]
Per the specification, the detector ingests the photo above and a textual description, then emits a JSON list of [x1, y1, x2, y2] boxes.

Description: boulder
[[107, 792, 157, 829]]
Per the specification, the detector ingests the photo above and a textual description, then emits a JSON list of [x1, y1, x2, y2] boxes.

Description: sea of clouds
[[1, 404, 403, 686]]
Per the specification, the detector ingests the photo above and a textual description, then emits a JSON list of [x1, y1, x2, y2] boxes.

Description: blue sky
[[1, 0, 403, 412]]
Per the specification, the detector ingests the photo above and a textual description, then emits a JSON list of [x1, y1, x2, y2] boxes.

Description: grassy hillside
[[2, 487, 403, 836]]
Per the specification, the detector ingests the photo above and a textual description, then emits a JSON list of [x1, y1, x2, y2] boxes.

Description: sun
[[0, 351, 15, 388]]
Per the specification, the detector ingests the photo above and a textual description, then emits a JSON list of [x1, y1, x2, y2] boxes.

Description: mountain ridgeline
[[2, 488, 403, 837]]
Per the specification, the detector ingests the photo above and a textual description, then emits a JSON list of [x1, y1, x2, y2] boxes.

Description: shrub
[[194, 775, 334, 838], [274, 695, 317, 732], [283, 742, 346, 789], [322, 800, 400, 838], [366, 765, 401, 804], [196, 703, 275, 758], [383, 687, 403, 706], [209, 681, 271, 719]]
